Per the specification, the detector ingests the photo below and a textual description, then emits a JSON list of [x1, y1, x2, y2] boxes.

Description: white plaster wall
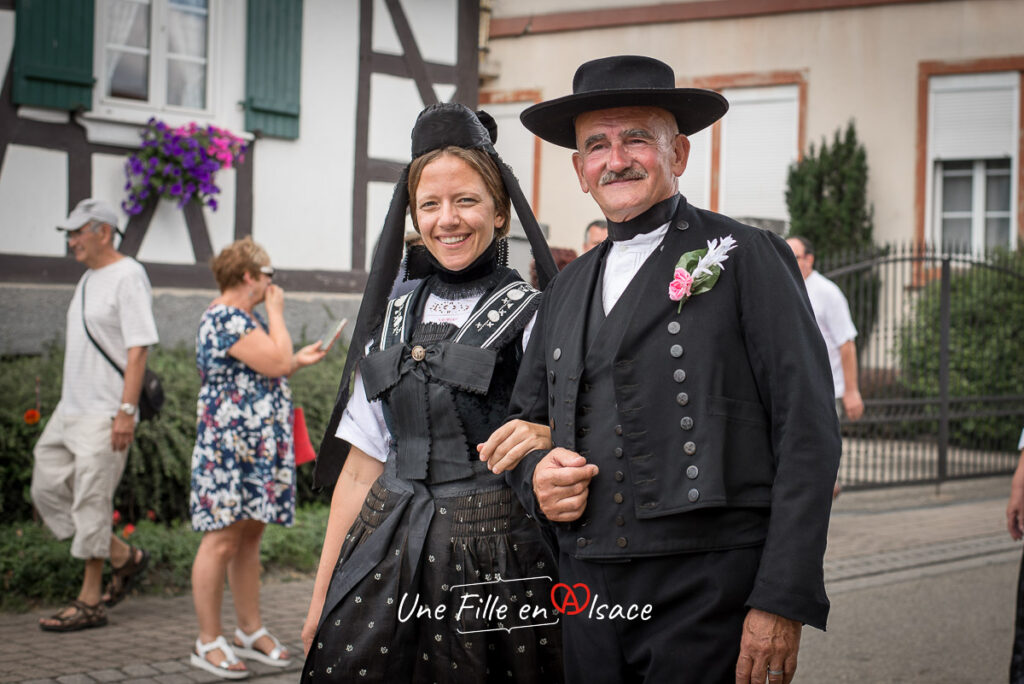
[[366, 180, 396, 267], [0, 145, 69, 255], [2, 0, 467, 277], [252, 0, 359, 271], [375, 0, 457, 66], [487, 0, 1024, 249]]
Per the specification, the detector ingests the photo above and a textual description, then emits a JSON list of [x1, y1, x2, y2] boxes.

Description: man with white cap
[[32, 198, 158, 632]]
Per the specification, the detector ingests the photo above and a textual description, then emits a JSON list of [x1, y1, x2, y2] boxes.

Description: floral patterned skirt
[[302, 474, 563, 683]]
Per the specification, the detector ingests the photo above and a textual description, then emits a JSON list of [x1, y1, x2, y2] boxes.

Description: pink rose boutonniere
[[668, 235, 738, 312]]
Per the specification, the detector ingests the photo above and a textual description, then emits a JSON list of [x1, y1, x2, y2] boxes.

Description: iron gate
[[819, 244, 1024, 490]]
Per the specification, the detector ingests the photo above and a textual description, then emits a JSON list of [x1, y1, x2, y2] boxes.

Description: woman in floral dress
[[189, 237, 327, 679]]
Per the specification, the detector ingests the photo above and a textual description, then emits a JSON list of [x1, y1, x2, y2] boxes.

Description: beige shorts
[[31, 412, 129, 560]]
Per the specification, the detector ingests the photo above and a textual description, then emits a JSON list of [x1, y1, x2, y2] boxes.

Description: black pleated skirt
[[303, 475, 564, 683]]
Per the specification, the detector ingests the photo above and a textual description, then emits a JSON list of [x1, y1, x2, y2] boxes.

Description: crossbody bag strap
[[81, 275, 125, 378]]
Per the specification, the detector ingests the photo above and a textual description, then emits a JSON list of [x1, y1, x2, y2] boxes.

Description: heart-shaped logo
[[550, 582, 591, 615]]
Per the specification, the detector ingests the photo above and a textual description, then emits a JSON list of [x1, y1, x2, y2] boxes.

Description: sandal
[[39, 599, 108, 632], [190, 635, 250, 680], [233, 626, 292, 667], [103, 544, 150, 607]]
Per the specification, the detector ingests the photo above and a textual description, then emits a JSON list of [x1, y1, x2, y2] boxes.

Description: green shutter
[[245, 0, 303, 140], [12, 0, 95, 111]]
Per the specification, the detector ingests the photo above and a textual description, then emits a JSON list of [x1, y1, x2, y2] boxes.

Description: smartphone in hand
[[319, 318, 349, 352]]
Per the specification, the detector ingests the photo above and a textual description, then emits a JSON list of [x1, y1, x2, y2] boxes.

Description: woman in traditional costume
[[300, 103, 563, 682]]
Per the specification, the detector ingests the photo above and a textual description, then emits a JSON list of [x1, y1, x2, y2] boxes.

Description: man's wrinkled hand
[[533, 448, 598, 522], [735, 609, 801, 684], [477, 420, 553, 474]]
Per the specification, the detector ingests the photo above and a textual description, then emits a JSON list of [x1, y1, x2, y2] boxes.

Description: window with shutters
[[95, 0, 211, 115], [927, 72, 1019, 252]]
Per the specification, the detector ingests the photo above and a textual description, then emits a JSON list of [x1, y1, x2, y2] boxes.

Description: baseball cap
[[56, 198, 123, 234]]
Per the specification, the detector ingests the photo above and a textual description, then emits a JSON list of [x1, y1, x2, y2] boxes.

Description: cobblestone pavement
[[1, 476, 1016, 683]]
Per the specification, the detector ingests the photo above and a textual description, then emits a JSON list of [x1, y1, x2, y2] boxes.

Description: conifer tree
[[786, 121, 874, 255], [786, 121, 880, 368]]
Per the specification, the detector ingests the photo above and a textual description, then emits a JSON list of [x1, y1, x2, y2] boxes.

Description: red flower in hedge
[[146, 510, 156, 522], [123, 523, 136, 538], [112, 510, 122, 524], [24, 409, 40, 425]]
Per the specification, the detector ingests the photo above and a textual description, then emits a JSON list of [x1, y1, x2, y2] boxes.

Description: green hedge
[[896, 248, 1024, 448], [0, 340, 346, 526], [0, 505, 329, 611]]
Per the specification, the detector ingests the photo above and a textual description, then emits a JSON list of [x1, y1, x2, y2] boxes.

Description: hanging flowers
[[122, 118, 247, 215]]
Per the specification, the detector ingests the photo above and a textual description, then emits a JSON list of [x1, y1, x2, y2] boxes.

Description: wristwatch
[[119, 403, 137, 416]]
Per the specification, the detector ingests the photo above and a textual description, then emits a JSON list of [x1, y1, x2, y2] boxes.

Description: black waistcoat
[[562, 226, 769, 559], [360, 271, 540, 484]]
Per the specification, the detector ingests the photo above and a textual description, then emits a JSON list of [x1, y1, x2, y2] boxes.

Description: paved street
[[1, 476, 1018, 683]]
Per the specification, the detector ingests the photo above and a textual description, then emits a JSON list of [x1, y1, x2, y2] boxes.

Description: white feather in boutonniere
[[668, 235, 738, 312]]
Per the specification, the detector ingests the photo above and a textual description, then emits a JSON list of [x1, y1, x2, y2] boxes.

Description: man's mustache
[[599, 167, 648, 185]]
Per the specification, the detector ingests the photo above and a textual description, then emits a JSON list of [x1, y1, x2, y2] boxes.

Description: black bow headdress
[[313, 103, 557, 488]]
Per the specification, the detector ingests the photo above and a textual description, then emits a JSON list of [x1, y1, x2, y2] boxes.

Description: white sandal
[[190, 636, 250, 680], [233, 626, 292, 667]]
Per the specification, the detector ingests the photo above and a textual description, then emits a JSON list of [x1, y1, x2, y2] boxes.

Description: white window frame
[[933, 159, 1015, 253], [88, 0, 217, 128], [925, 72, 1019, 254]]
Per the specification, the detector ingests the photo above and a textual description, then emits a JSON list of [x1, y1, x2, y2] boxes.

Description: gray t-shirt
[[58, 257, 159, 417]]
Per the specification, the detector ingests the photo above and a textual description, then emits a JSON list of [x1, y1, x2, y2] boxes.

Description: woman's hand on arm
[[301, 447, 384, 655], [477, 420, 553, 475]]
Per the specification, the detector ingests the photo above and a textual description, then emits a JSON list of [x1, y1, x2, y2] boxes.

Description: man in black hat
[[486, 55, 840, 683]]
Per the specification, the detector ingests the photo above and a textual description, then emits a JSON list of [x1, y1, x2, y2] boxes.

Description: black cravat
[[606, 194, 680, 242]]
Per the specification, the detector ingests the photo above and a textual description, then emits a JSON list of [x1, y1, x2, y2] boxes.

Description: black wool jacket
[[505, 195, 841, 630]]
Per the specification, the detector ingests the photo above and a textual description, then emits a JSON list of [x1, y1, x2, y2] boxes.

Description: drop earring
[[497, 237, 509, 267]]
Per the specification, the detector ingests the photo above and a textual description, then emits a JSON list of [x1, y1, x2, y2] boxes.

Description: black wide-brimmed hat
[[521, 55, 729, 149]]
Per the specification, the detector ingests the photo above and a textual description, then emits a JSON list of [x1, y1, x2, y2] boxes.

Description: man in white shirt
[[786, 236, 865, 422], [32, 198, 159, 632]]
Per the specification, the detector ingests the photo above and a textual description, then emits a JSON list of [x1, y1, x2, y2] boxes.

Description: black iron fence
[[818, 243, 1024, 490]]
